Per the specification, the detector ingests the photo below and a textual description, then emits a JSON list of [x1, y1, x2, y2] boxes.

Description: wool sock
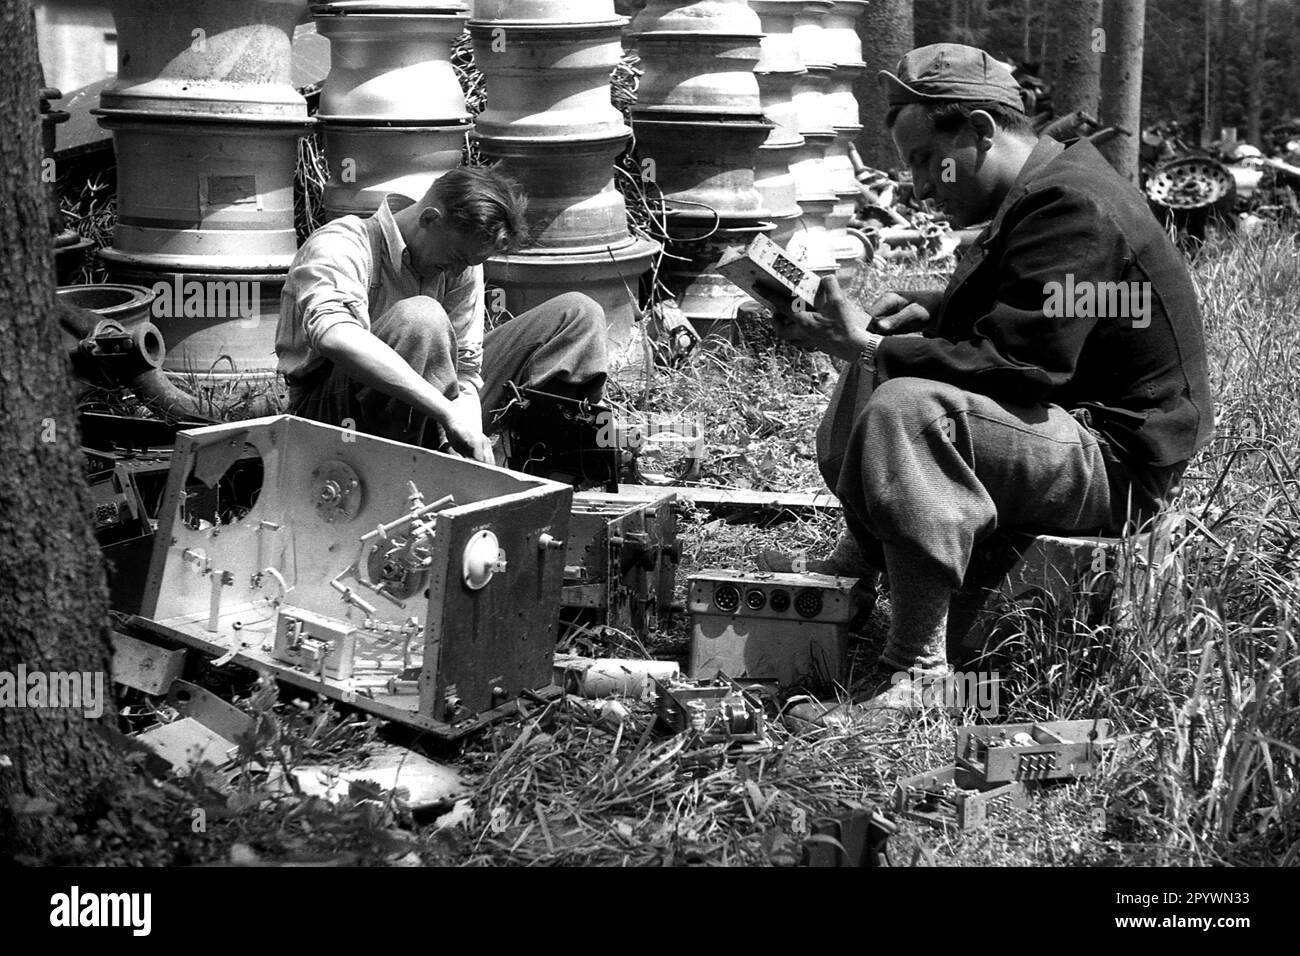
[[879, 542, 952, 672]]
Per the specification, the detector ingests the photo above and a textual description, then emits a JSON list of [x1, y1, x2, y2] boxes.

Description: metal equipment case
[[138, 416, 572, 737], [688, 569, 858, 686], [563, 492, 679, 637], [957, 719, 1114, 783]]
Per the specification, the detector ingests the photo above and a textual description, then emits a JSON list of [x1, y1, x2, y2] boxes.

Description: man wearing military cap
[[766, 43, 1213, 708]]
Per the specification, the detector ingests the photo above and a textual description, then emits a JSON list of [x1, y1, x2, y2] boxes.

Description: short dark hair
[[431, 165, 530, 252], [885, 100, 1036, 139]]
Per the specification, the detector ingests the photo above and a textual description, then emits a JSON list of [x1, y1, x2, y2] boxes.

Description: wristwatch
[[858, 332, 883, 371]]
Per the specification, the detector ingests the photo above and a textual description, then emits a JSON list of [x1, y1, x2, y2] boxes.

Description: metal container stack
[[627, 0, 775, 341], [786, 0, 848, 277], [750, 0, 834, 276], [750, 1, 805, 247], [313, 1, 472, 219], [628, 0, 771, 226], [469, 0, 659, 373], [94, 0, 313, 380], [821, 0, 869, 279]]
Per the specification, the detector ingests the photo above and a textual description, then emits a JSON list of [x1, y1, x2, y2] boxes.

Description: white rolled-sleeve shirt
[[275, 194, 486, 394]]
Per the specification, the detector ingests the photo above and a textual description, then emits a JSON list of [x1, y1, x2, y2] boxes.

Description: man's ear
[[419, 204, 445, 229], [968, 110, 997, 151]]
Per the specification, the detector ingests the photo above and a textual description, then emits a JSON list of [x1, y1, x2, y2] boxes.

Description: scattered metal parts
[[272, 607, 358, 681], [655, 674, 771, 754], [282, 744, 467, 810], [87, 465, 148, 540], [1146, 156, 1235, 209], [561, 493, 679, 637], [803, 807, 896, 867], [110, 630, 185, 695], [957, 719, 1114, 784], [166, 679, 253, 744], [131, 678, 255, 778], [329, 577, 378, 616], [895, 765, 1028, 832], [553, 654, 680, 700], [135, 717, 238, 775], [497, 386, 620, 493]]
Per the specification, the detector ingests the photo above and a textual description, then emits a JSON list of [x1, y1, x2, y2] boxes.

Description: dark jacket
[[875, 137, 1214, 470]]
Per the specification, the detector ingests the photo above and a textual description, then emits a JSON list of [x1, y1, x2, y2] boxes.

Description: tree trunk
[[1211, 0, 1230, 139], [1245, 0, 1267, 146], [0, 0, 118, 859], [1201, 0, 1212, 145], [1021, 0, 1032, 64], [1290, 0, 1300, 132], [1053, 0, 1103, 118], [1097, 0, 1146, 184], [857, 0, 915, 172]]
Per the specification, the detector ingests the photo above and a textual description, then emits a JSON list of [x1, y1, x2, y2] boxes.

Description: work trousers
[[290, 292, 608, 447]]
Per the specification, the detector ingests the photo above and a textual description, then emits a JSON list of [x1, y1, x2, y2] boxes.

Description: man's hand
[[442, 411, 493, 464], [770, 275, 875, 361], [439, 382, 491, 463], [865, 290, 938, 335]]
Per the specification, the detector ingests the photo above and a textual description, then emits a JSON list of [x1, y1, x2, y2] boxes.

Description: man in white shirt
[[276, 166, 608, 462]]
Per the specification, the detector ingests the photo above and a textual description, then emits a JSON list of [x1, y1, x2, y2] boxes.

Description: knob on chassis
[[463, 529, 507, 590], [312, 460, 363, 523]]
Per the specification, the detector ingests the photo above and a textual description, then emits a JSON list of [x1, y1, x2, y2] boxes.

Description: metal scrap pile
[[846, 146, 977, 264], [1140, 122, 1300, 242]]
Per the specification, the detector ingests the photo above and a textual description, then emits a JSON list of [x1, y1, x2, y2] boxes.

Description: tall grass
[[984, 225, 1300, 865], [632, 232, 1299, 865]]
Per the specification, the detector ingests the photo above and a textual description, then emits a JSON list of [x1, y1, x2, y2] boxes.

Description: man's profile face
[[409, 205, 502, 277], [891, 103, 998, 228]]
